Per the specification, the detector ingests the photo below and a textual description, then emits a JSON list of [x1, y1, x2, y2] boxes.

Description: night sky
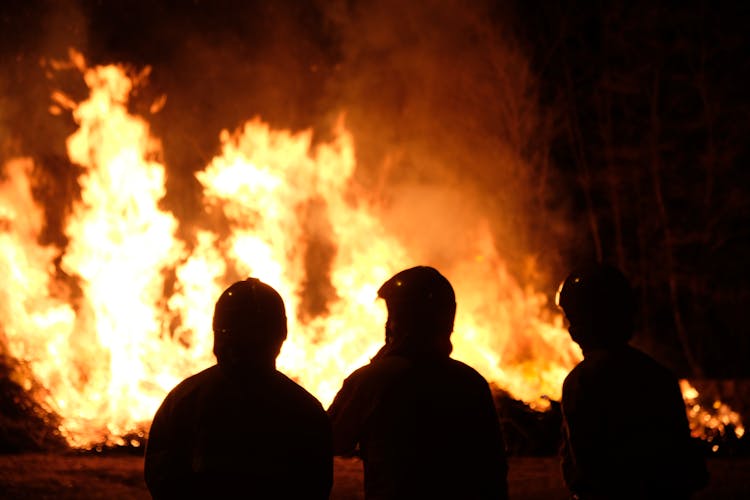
[[1, 0, 749, 378]]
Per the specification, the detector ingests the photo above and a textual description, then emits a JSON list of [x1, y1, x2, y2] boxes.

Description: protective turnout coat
[[329, 352, 508, 500], [144, 364, 332, 499], [561, 345, 708, 499]]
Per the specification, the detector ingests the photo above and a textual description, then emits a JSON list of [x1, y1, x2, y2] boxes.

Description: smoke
[[0, 3, 581, 444], [1, 0, 568, 288], [318, 0, 567, 285]]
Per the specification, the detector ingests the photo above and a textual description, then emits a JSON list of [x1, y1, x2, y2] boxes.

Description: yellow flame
[[679, 380, 744, 441], [3, 55, 735, 448]]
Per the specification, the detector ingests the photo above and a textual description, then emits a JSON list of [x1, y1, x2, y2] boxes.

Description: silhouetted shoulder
[[272, 370, 328, 413], [157, 365, 222, 410], [341, 355, 413, 387], [625, 345, 676, 378], [564, 344, 676, 392], [444, 357, 493, 383], [340, 356, 492, 397]]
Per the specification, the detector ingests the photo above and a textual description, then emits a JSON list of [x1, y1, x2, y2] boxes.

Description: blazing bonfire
[[0, 51, 743, 453]]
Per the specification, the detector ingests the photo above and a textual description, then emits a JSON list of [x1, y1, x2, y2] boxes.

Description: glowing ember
[[0, 53, 740, 448], [680, 380, 745, 445]]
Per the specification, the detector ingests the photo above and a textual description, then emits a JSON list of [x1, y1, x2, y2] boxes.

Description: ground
[[0, 454, 748, 498]]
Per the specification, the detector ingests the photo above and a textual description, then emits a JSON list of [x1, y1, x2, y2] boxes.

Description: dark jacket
[[561, 344, 708, 499], [329, 352, 508, 500], [144, 364, 332, 499]]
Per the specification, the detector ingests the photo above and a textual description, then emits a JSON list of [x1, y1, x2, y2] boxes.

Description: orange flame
[[680, 380, 745, 444], [0, 53, 645, 448]]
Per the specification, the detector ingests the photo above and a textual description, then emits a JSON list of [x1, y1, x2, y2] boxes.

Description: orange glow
[[0, 55, 577, 447], [680, 380, 745, 442], [0, 53, 739, 448]]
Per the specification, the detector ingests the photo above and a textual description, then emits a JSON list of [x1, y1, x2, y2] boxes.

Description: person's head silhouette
[[556, 263, 635, 352], [212, 278, 287, 369], [377, 266, 456, 357], [145, 277, 333, 499]]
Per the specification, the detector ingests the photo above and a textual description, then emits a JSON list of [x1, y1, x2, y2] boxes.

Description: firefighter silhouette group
[[144, 263, 707, 499]]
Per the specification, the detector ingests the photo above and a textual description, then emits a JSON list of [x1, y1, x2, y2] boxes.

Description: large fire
[[0, 54, 576, 447], [0, 53, 742, 449]]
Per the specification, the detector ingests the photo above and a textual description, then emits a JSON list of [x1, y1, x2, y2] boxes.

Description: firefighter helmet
[[213, 278, 287, 361], [377, 266, 456, 338], [556, 263, 635, 346], [378, 266, 456, 311]]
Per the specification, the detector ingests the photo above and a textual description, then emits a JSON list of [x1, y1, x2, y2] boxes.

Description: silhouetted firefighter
[[144, 278, 332, 499], [328, 266, 509, 499], [556, 263, 708, 499]]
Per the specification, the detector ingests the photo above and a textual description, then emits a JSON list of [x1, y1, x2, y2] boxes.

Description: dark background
[[515, 0, 750, 378], [1, 0, 748, 381]]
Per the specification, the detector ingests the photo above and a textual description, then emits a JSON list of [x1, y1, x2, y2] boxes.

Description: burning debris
[[0, 44, 745, 455], [681, 380, 746, 455], [493, 382, 749, 458], [0, 354, 65, 453], [0, 52, 579, 449], [0, 3, 743, 464]]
